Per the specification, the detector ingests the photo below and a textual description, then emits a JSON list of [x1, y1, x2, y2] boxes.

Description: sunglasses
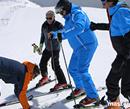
[[46, 17, 53, 20]]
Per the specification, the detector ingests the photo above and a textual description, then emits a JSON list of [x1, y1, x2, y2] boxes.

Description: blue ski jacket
[[54, 4, 98, 51], [109, 1, 130, 37]]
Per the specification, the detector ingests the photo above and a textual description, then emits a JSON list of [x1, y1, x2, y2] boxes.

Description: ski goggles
[[55, 6, 64, 15]]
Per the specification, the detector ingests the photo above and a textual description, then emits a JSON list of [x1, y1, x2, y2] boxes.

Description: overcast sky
[[29, 0, 130, 7], [29, 0, 103, 7]]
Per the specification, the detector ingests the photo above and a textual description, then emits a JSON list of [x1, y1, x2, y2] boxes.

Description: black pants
[[106, 32, 130, 101], [39, 49, 67, 84]]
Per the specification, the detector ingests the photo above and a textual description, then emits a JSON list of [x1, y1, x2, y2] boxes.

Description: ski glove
[[90, 22, 109, 31], [37, 43, 43, 55], [32, 43, 38, 53], [90, 22, 98, 31], [48, 32, 62, 43]]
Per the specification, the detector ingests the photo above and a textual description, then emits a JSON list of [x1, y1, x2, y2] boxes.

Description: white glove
[[32, 43, 39, 53], [37, 43, 43, 55], [32, 43, 43, 55]]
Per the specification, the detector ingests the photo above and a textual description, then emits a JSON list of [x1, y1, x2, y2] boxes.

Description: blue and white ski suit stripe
[[54, 4, 99, 99]]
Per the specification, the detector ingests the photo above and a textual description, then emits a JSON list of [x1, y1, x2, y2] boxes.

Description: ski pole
[[57, 33, 77, 106], [50, 38, 57, 86]]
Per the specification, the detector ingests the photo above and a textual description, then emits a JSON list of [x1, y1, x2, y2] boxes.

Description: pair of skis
[[44, 86, 107, 109], [27, 83, 73, 101], [27, 78, 56, 92], [64, 86, 106, 102], [0, 79, 72, 107], [59, 87, 107, 109]]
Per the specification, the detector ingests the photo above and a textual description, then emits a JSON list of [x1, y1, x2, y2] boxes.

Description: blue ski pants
[[68, 42, 99, 99]]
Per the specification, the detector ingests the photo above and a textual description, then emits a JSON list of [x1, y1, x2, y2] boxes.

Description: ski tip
[[35, 83, 40, 88], [0, 103, 6, 107], [66, 95, 73, 100], [50, 88, 55, 92], [28, 95, 33, 100]]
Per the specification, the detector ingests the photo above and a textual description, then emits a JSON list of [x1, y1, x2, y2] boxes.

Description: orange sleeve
[[19, 72, 30, 109], [18, 61, 35, 109]]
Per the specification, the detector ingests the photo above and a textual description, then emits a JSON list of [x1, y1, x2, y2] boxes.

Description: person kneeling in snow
[[0, 56, 40, 109]]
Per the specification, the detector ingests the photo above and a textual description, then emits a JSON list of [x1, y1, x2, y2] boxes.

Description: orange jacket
[[18, 61, 35, 109]]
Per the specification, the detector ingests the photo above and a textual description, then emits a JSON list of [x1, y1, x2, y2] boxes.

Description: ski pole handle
[[32, 43, 42, 55], [32, 43, 38, 53]]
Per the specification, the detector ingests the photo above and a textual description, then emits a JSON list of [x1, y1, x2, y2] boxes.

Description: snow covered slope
[[0, 0, 128, 109]]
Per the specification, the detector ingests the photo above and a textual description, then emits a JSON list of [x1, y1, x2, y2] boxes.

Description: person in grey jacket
[[34, 10, 67, 91]]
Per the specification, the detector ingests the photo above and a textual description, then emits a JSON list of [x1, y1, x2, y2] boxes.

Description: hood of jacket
[[64, 4, 81, 20], [109, 1, 126, 16]]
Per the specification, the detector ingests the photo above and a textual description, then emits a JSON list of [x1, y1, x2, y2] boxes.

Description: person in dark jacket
[[33, 10, 67, 91], [90, 0, 130, 108], [0, 56, 40, 109]]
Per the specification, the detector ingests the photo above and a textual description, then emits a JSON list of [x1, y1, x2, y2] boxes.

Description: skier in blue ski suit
[[48, 0, 99, 106]]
